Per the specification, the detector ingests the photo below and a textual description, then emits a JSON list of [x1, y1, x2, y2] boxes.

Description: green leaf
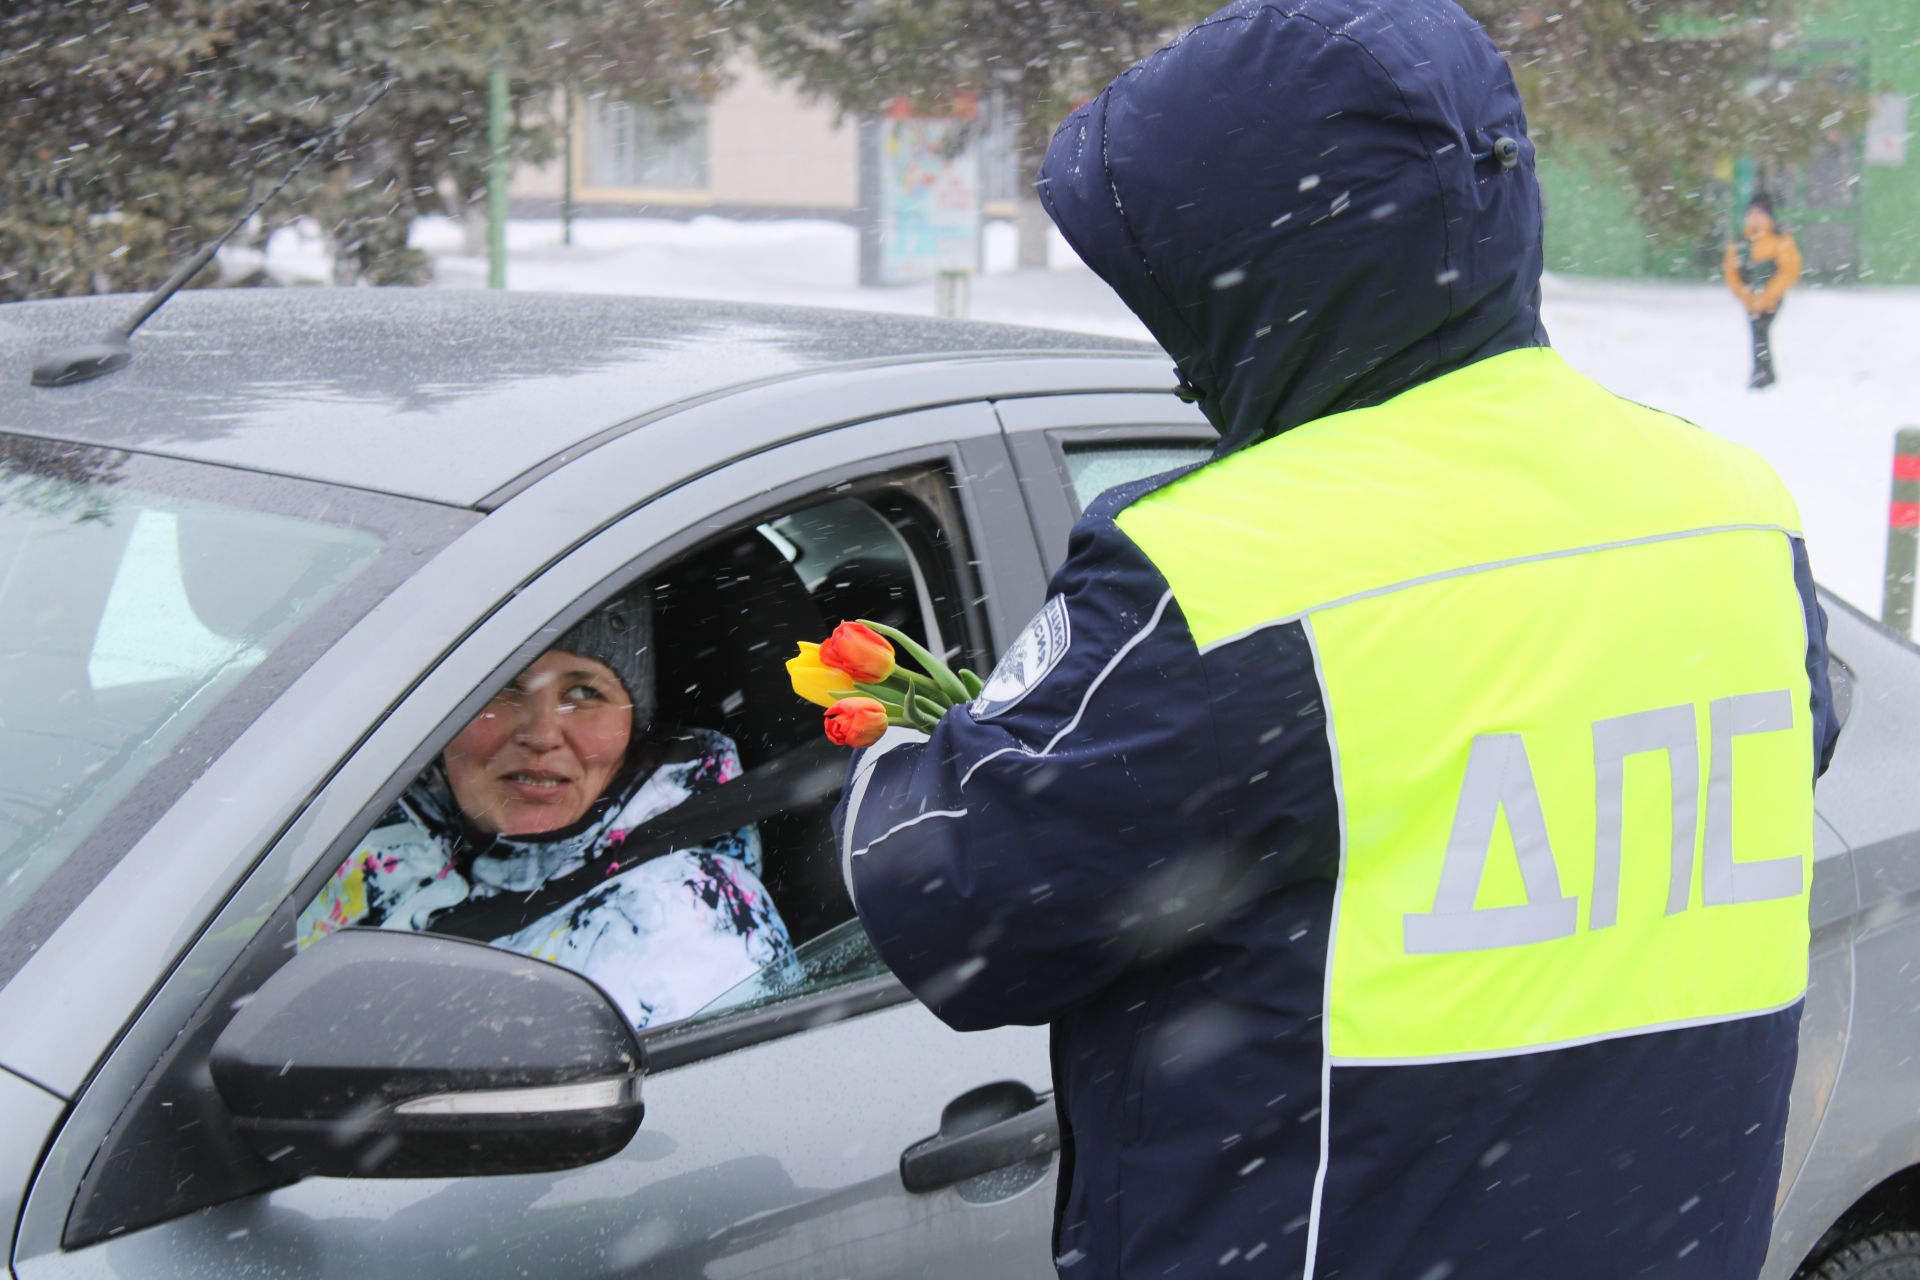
[[910, 690, 948, 729], [854, 684, 907, 714]]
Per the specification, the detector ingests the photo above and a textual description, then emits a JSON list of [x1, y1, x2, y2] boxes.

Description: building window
[[582, 98, 710, 191]]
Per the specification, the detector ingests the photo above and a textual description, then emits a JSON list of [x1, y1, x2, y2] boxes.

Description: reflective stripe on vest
[[1117, 347, 1814, 1064]]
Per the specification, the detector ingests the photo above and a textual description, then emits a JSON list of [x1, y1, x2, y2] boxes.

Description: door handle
[[900, 1080, 1059, 1194]]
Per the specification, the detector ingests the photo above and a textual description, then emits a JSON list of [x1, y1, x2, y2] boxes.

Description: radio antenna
[[31, 78, 396, 388]]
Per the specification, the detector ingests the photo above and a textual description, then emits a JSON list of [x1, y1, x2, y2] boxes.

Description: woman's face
[[444, 649, 634, 837]]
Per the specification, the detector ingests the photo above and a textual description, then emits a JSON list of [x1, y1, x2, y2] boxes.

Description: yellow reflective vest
[[1119, 345, 1816, 1063]]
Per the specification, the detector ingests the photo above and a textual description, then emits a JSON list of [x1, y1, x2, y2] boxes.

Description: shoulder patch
[[971, 595, 1072, 721]]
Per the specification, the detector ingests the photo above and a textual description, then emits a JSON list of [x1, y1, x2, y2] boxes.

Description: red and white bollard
[[1886, 428, 1920, 638]]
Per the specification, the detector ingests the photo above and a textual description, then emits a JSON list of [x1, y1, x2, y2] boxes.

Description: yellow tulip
[[787, 641, 856, 708]]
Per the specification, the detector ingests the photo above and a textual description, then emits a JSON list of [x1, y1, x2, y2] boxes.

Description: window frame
[[286, 464, 992, 1066], [620, 462, 992, 1062], [285, 453, 995, 1044]]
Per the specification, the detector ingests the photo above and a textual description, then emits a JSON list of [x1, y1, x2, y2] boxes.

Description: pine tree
[[0, 1, 727, 300], [747, 0, 1854, 272], [1459, 0, 1863, 256]]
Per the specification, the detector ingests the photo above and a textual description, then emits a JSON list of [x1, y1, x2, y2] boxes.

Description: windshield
[[0, 436, 471, 982]]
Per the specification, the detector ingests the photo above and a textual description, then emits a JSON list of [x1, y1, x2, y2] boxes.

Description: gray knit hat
[[551, 584, 656, 732]]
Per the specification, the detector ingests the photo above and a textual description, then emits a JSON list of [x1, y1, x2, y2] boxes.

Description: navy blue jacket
[[837, 3, 1840, 1276]]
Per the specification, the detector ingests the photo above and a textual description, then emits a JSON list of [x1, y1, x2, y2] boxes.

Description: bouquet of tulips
[[786, 621, 984, 748]]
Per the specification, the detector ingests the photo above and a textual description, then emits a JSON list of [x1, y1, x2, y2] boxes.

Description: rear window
[[0, 436, 473, 982], [1062, 441, 1213, 510]]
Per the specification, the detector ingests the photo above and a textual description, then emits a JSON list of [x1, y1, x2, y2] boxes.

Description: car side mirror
[[209, 928, 643, 1180]]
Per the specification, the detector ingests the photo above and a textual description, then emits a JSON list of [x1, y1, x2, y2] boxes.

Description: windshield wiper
[[30, 79, 394, 389]]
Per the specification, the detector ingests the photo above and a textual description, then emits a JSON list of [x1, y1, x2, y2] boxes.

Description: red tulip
[[824, 696, 891, 748], [819, 621, 896, 684]]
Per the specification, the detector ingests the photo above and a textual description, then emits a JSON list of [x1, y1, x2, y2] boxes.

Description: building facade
[[511, 60, 861, 222], [510, 59, 1025, 228]]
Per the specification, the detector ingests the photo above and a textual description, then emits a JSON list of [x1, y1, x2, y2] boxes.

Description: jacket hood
[[1038, 0, 1547, 452]]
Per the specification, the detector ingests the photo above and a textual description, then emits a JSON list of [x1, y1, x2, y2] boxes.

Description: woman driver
[[296, 586, 793, 1029]]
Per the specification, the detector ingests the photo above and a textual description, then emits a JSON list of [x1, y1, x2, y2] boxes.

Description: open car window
[[289, 465, 984, 1044]]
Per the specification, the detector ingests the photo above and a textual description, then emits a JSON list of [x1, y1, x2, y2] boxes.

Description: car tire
[[1806, 1232, 1920, 1279]]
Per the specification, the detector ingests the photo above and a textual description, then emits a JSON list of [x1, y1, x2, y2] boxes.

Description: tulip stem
[[901, 669, 950, 708], [860, 620, 971, 706]]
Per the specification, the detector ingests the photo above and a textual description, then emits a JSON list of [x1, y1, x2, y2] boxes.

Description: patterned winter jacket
[[298, 727, 793, 1029]]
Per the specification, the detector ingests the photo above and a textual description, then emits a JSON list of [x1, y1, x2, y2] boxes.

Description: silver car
[[0, 289, 1915, 1280]]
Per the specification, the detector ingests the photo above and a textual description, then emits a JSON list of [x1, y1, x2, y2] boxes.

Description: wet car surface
[[0, 289, 1916, 1279]]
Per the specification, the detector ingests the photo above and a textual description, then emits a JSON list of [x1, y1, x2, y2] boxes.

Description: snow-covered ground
[[263, 215, 1919, 621]]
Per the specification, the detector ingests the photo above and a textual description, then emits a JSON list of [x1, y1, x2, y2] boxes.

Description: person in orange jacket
[[1724, 191, 1802, 389]]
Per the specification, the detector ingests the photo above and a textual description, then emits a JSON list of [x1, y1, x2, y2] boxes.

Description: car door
[[16, 403, 1062, 1280], [1764, 601, 1920, 1280], [1774, 805, 1856, 1211]]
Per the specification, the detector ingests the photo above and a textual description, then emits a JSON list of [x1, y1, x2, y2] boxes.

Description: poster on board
[[861, 98, 982, 286], [1867, 94, 1910, 168]]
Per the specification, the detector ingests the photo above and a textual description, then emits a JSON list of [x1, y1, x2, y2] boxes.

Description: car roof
[[1, 289, 1153, 506]]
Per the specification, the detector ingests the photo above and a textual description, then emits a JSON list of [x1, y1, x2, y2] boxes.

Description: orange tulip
[[824, 696, 890, 748], [819, 621, 896, 684], [787, 642, 855, 709]]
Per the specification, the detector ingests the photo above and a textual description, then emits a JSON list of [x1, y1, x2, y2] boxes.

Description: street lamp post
[[487, 62, 509, 289]]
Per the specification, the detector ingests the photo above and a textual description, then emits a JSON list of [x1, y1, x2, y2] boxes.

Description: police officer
[[837, 1, 1840, 1275]]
